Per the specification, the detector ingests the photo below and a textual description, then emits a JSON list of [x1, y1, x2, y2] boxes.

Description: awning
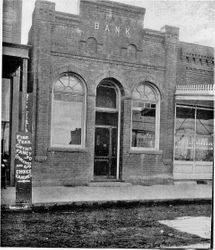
[[175, 84, 215, 101]]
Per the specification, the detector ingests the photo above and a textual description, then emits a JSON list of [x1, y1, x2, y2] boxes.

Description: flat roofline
[[3, 42, 31, 59], [179, 41, 214, 51], [3, 42, 31, 50], [80, 0, 145, 15]]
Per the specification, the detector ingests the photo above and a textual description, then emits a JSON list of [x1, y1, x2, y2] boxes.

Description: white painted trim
[[176, 95, 215, 101], [116, 85, 121, 180]]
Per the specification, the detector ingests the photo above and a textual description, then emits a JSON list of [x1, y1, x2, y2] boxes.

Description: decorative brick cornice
[[186, 66, 214, 73], [50, 50, 166, 72], [181, 51, 214, 68]]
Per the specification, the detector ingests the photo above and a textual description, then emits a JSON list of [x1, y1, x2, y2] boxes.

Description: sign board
[[15, 132, 32, 204]]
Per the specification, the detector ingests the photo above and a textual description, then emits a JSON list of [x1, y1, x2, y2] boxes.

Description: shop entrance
[[2, 50, 29, 186], [94, 80, 121, 180], [94, 127, 117, 178]]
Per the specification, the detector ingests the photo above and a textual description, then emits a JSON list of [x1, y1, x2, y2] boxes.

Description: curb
[[1, 198, 212, 212]]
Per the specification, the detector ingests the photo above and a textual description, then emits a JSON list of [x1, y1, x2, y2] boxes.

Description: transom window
[[131, 83, 160, 149], [96, 81, 118, 110], [51, 73, 85, 147]]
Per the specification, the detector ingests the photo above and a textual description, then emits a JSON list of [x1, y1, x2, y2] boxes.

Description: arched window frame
[[51, 72, 86, 148], [95, 80, 120, 112], [131, 82, 160, 151]]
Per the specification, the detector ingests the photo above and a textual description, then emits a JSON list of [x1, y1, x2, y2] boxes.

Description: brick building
[[2, 0, 30, 186], [6, 0, 214, 187]]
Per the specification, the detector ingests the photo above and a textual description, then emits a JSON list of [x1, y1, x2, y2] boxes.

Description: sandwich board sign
[[15, 132, 32, 204]]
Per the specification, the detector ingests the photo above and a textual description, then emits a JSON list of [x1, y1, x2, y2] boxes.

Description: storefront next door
[[174, 101, 214, 180], [2, 49, 29, 186], [94, 127, 117, 178]]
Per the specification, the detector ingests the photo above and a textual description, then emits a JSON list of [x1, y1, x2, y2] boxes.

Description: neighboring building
[[2, 0, 30, 186], [4, 0, 214, 187]]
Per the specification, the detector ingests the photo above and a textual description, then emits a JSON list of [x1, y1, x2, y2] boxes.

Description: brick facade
[[3, 0, 22, 43], [28, 0, 214, 186]]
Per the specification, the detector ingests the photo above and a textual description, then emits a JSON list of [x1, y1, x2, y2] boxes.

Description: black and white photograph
[[1, 0, 214, 248]]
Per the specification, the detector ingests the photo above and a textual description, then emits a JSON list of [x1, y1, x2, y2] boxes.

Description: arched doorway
[[94, 79, 121, 180]]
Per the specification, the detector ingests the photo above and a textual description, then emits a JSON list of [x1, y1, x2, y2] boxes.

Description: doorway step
[[174, 180, 212, 185], [88, 181, 132, 187]]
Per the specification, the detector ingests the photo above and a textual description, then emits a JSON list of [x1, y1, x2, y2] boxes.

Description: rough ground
[[1, 202, 211, 248]]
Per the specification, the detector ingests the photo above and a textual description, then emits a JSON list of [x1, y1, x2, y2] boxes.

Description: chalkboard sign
[[15, 132, 32, 204]]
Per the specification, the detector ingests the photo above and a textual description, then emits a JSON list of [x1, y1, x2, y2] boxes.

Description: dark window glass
[[95, 112, 118, 126], [95, 128, 110, 156], [96, 85, 116, 109]]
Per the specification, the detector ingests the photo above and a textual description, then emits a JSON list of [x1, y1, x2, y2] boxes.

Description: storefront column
[[161, 25, 179, 163], [21, 58, 28, 131]]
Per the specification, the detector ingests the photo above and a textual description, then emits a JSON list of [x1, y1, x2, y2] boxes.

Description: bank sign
[[15, 132, 32, 204], [94, 22, 131, 37]]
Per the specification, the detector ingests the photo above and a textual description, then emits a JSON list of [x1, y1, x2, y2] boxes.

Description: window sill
[[47, 146, 88, 153], [129, 149, 163, 155]]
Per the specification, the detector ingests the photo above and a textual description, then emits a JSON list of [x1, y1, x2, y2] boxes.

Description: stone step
[[174, 181, 197, 185], [88, 181, 132, 187], [174, 180, 212, 185]]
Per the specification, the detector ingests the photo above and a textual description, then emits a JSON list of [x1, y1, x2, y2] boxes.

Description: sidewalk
[[1, 182, 212, 210]]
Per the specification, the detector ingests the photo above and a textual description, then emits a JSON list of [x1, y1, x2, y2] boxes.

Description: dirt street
[[1, 202, 211, 248]]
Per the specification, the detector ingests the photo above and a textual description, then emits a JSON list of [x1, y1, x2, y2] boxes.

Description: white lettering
[[105, 24, 110, 32], [115, 26, 120, 34], [126, 27, 130, 36], [94, 22, 100, 30], [94, 22, 131, 37]]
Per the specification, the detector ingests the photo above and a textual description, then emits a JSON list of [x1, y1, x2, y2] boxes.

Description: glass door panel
[[195, 109, 213, 161], [95, 128, 110, 157], [110, 128, 117, 177], [174, 106, 195, 161], [94, 127, 117, 178]]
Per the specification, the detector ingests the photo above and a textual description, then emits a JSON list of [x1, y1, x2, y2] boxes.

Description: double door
[[94, 126, 118, 179]]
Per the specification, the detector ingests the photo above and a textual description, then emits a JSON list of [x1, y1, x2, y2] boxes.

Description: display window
[[51, 73, 86, 147], [131, 83, 160, 150], [174, 105, 213, 162]]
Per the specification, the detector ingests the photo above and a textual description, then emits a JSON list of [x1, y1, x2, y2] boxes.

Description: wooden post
[[10, 69, 20, 186], [21, 58, 28, 131]]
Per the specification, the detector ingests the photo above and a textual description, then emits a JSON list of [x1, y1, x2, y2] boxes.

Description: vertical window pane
[[52, 100, 82, 145], [195, 109, 213, 161], [132, 107, 156, 148], [95, 128, 110, 156], [174, 107, 195, 161], [131, 83, 158, 149]]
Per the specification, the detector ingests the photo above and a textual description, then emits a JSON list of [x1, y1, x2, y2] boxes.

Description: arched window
[[51, 73, 85, 147], [131, 83, 160, 149], [127, 44, 137, 59], [87, 37, 97, 54]]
